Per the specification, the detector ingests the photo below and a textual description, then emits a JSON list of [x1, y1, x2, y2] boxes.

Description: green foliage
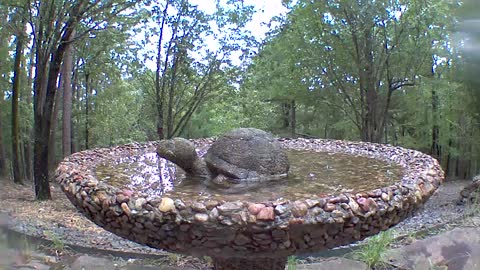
[[42, 230, 71, 256], [90, 80, 145, 147], [286, 256, 298, 270], [349, 230, 394, 268]]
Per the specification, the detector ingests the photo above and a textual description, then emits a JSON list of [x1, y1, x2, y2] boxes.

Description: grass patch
[[286, 256, 297, 270], [348, 230, 394, 268], [41, 231, 72, 256]]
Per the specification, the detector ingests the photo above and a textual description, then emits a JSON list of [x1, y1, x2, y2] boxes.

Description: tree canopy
[[0, 0, 478, 199]]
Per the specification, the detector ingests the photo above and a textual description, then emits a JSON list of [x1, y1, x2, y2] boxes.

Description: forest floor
[[0, 178, 477, 269]]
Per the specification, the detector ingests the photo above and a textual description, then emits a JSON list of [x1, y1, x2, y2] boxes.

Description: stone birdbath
[[56, 135, 444, 270]]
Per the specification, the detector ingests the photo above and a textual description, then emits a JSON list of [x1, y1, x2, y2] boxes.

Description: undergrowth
[[348, 230, 394, 269], [287, 255, 298, 270]]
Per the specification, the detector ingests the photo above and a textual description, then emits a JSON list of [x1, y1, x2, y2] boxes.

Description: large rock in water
[[205, 128, 289, 182]]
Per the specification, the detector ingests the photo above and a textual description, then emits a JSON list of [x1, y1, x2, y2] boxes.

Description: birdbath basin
[[56, 138, 444, 270]]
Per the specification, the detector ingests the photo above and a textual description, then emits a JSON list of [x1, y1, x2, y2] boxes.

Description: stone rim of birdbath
[[55, 138, 444, 270]]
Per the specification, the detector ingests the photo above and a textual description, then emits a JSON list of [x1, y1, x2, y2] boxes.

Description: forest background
[[0, 0, 479, 200]]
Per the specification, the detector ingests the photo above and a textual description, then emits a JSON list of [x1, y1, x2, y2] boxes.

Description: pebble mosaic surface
[[55, 138, 444, 260]]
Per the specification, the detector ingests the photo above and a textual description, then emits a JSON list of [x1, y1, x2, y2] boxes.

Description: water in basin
[[95, 149, 404, 202]]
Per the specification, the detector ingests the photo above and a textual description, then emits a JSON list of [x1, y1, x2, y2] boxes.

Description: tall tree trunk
[[23, 38, 36, 182], [290, 100, 296, 137], [430, 57, 441, 161], [12, 19, 26, 185], [431, 89, 440, 160], [48, 81, 62, 174], [166, 51, 183, 138], [71, 58, 80, 153], [282, 103, 290, 129], [0, 0, 8, 178], [33, 19, 76, 201], [0, 90, 7, 178], [84, 72, 90, 149], [155, 3, 169, 140], [62, 30, 75, 157]]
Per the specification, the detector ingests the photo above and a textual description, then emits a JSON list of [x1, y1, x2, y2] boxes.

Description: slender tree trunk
[[23, 39, 36, 182], [0, 0, 8, 179], [0, 90, 7, 178], [167, 51, 183, 138], [12, 20, 26, 185], [33, 26, 75, 201], [290, 100, 296, 137], [85, 72, 90, 149], [62, 30, 75, 157], [155, 3, 169, 140], [71, 58, 80, 153], [282, 103, 290, 129], [431, 89, 440, 160], [48, 81, 62, 174]]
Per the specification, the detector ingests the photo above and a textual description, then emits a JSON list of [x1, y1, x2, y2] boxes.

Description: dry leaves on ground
[[1, 180, 104, 235]]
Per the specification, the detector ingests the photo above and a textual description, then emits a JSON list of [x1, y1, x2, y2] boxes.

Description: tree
[[0, 89, 7, 178], [62, 30, 75, 158], [147, 0, 255, 139], [0, 5, 9, 179], [31, 0, 137, 200], [11, 6, 27, 184], [251, 0, 449, 142]]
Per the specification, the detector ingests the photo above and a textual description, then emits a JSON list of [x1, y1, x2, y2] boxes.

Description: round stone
[[248, 203, 265, 215], [192, 202, 207, 213], [194, 213, 209, 223], [121, 202, 131, 217], [159, 198, 175, 212], [134, 198, 147, 210], [291, 202, 308, 217]]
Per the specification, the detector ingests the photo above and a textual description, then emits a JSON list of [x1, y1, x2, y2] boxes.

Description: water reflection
[[95, 150, 404, 201]]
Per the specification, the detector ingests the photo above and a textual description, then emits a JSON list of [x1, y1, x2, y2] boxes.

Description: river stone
[[159, 198, 175, 212], [192, 202, 207, 213], [121, 202, 131, 217], [217, 202, 243, 214], [291, 201, 308, 217], [134, 198, 146, 210], [248, 203, 265, 215], [257, 207, 275, 221], [205, 128, 289, 180], [194, 213, 209, 223]]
